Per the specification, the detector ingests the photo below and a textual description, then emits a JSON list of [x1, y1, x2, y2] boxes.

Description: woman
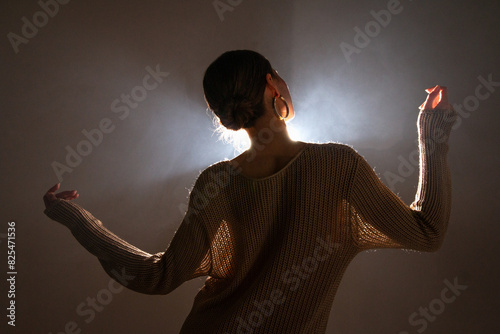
[[44, 50, 456, 333]]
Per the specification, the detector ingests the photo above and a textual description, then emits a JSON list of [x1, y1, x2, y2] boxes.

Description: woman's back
[[181, 142, 360, 333]]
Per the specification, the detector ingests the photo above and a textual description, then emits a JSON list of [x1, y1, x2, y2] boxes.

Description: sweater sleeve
[[349, 108, 456, 252], [43, 184, 211, 295]]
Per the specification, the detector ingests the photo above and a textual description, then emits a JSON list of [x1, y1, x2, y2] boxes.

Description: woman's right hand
[[419, 85, 451, 110], [43, 183, 79, 211]]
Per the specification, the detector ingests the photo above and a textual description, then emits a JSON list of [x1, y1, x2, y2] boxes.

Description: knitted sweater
[[44, 108, 456, 333]]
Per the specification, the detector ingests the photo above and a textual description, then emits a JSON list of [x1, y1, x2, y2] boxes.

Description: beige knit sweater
[[44, 108, 456, 333]]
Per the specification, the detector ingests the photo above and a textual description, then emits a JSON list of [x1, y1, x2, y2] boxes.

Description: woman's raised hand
[[43, 183, 79, 210], [419, 85, 451, 110]]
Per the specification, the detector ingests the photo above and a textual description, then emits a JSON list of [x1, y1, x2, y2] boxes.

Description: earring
[[273, 96, 290, 121]]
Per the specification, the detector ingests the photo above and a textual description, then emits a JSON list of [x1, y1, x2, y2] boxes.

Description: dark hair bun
[[219, 97, 258, 131], [203, 50, 274, 131]]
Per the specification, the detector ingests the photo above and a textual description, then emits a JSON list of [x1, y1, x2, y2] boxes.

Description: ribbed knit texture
[[44, 108, 456, 333]]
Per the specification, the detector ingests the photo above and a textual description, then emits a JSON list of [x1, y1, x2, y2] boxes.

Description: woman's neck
[[245, 121, 300, 157]]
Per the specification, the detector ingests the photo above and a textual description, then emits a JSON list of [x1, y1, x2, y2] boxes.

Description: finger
[[60, 192, 79, 201], [428, 89, 441, 109], [43, 191, 57, 208], [435, 88, 451, 109], [425, 85, 439, 94], [43, 187, 58, 202], [420, 94, 434, 109], [428, 87, 440, 97], [46, 183, 61, 194], [420, 88, 438, 109], [55, 190, 78, 199]]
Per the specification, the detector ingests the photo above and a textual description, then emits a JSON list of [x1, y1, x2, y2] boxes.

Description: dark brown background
[[1, 0, 499, 333]]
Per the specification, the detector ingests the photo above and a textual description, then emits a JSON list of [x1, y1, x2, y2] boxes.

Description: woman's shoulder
[[305, 141, 360, 158], [194, 141, 362, 185], [300, 142, 363, 174], [192, 159, 238, 188]]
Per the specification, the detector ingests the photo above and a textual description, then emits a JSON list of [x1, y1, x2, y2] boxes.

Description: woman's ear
[[265, 73, 279, 97]]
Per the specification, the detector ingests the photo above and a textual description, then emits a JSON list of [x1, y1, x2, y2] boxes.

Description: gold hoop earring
[[273, 96, 290, 121]]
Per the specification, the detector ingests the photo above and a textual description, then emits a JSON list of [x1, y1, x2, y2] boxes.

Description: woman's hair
[[203, 50, 275, 131]]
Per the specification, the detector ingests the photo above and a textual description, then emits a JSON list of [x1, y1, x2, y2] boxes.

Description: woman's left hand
[[419, 85, 451, 110], [43, 183, 79, 210]]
